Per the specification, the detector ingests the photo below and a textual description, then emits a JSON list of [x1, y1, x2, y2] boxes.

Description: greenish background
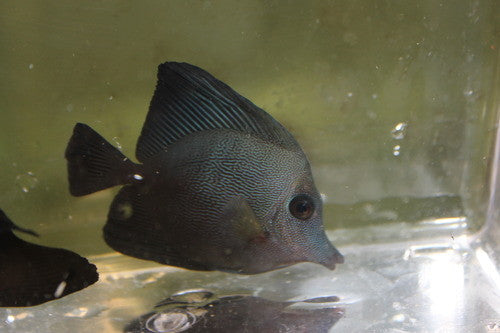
[[0, 1, 498, 256]]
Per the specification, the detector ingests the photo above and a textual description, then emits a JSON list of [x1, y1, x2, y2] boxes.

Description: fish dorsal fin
[[135, 62, 300, 162]]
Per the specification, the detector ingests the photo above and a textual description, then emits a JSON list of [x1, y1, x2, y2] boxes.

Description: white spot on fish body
[[54, 281, 67, 298]]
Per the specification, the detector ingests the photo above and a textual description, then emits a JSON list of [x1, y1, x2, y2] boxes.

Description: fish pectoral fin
[[223, 197, 267, 244], [135, 62, 301, 162]]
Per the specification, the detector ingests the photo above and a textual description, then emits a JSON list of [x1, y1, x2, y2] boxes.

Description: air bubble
[[16, 172, 39, 193], [64, 306, 107, 318], [5, 312, 31, 323], [112, 137, 122, 150], [28, 64, 34, 70], [463, 89, 474, 96], [391, 122, 407, 139], [145, 310, 197, 333], [391, 313, 406, 323], [393, 145, 401, 156], [133, 174, 144, 181]]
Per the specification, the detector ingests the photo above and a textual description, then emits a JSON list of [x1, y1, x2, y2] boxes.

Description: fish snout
[[313, 246, 344, 270]]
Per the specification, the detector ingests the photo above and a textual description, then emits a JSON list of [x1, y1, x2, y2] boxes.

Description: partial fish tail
[[0, 209, 39, 237], [65, 123, 139, 196]]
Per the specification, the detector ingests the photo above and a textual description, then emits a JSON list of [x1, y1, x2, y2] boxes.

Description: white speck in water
[[343, 32, 358, 45], [54, 281, 67, 298], [463, 89, 474, 96], [367, 110, 377, 119], [64, 307, 89, 318], [64, 306, 108, 319], [5, 312, 31, 323], [66, 104, 74, 112], [393, 145, 401, 156], [134, 272, 167, 287], [392, 301, 402, 310], [28, 64, 34, 70], [320, 193, 328, 203], [391, 313, 406, 323], [347, 92, 353, 97], [371, 93, 378, 99], [108, 95, 114, 101], [112, 137, 122, 150], [391, 122, 407, 140], [133, 174, 144, 181]]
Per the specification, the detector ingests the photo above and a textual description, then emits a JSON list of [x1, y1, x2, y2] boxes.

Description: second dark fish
[[124, 290, 344, 333], [65, 62, 344, 274], [0, 209, 99, 307]]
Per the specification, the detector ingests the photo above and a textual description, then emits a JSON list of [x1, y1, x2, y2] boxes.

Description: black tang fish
[[124, 290, 344, 333], [65, 62, 344, 274], [0, 209, 98, 307]]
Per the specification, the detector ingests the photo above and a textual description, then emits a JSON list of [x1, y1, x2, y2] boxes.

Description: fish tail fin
[[65, 123, 139, 196]]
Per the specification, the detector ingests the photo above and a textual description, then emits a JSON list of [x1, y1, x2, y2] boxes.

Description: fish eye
[[289, 194, 315, 220]]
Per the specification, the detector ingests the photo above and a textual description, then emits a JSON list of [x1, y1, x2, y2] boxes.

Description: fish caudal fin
[[65, 123, 138, 196]]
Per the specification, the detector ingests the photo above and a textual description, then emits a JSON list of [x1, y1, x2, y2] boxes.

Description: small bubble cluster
[[112, 137, 122, 150], [16, 171, 38, 193], [391, 122, 407, 140], [390, 122, 407, 157]]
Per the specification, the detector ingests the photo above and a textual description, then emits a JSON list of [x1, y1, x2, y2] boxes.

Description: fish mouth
[[315, 248, 344, 270]]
